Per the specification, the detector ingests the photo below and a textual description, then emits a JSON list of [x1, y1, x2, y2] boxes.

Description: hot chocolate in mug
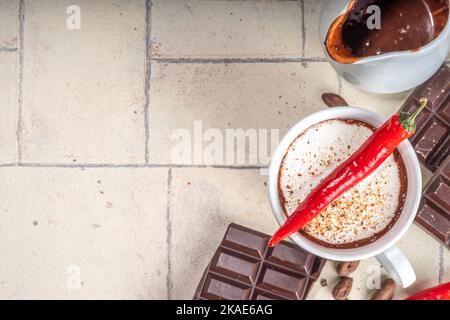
[[267, 107, 422, 288]]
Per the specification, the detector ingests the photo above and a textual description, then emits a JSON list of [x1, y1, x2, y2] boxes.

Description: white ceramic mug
[[268, 107, 422, 288]]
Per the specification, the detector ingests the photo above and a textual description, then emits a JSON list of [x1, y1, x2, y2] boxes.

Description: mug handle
[[376, 245, 416, 288]]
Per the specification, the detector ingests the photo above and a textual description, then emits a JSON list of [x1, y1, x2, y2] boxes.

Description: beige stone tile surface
[[443, 247, 450, 283], [149, 62, 338, 165], [420, 165, 434, 187], [21, 0, 146, 164], [341, 81, 410, 118], [0, 1, 19, 49], [169, 168, 275, 299], [0, 167, 168, 299], [395, 225, 440, 298], [152, 0, 302, 58], [0, 52, 18, 164], [303, 0, 326, 58]]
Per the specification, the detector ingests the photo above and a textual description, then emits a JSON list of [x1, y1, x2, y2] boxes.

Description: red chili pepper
[[406, 282, 450, 300], [268, 98, 428, 247]]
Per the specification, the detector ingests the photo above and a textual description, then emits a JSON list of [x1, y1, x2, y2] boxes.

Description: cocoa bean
[[371, 278, 396, 300], [332, 277, 353, 300], [336, 261, 360, 276], [321, 93, 349, 107]]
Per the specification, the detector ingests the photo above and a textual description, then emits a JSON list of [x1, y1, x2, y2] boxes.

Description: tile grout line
[[143, 0, 153, 164], [0, 47, 18, 52], [153, 57, 328, 64], [0, 163, 18, 168], [17, 163, 147, 168], [299, 0, 306, 58], [152, 164, 266, 170], [16, 0, 25, 164], [438, 245, 444, 284], [6, 162, 266, 170], [166, 168, 173, 300]]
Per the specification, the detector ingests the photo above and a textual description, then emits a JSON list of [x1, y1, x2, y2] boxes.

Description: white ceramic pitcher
[[319, 0, 450, 94]]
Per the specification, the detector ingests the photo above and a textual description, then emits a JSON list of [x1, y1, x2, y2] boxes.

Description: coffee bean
[[332, 277, 353, 300], [336, 261, 360, 276], [371, 278, 396, 300], [321, 93, 349, 107]]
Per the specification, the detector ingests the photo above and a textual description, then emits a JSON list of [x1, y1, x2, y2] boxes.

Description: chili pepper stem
[[399, 97, 428, 133]]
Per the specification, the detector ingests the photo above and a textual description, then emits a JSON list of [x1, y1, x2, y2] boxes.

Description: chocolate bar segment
[[251, 289, 287, 300], [201, 274, 252, 300], [265, 242, 315, 276], [399, 65, 450, 172], [194, 223, 326, 300], [256, 264, 307, 299], [399, 65, 450, 248], [210, 248, 260, 285], [416, 155, 450, 247], [222, 224, 269, 258]]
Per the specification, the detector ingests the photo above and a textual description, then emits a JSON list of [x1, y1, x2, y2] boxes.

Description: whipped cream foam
[[278, 119, 406, 248]]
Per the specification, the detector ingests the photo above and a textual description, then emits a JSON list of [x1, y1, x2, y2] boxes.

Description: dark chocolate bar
[[416, 155, 450, 247], [399, 65, 450, 172], [399, 65, 450, 248], [193, 224, 326, 300]]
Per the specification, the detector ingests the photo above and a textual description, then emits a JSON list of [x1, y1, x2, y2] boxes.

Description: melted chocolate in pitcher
[[326, 0, 449, 63]]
